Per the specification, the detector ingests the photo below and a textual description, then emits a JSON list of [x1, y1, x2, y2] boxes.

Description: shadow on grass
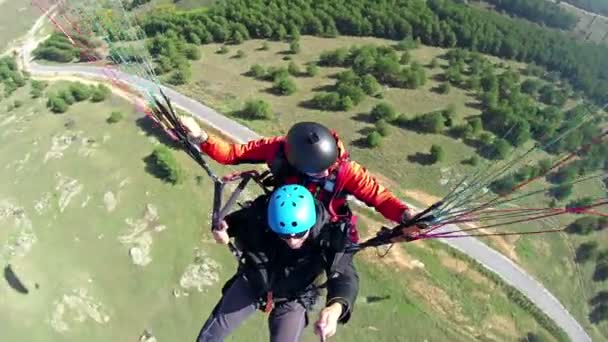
[[4, 265, 28, 295], [357, 126, 375, 136], [465, 100, 485, 111], [143, 153, 171, 183], [407, 152, 434, 166], [352, 137, 371, 149], [365, 295, 391, 304], [135, 116, 181, 150], [352, 112, 375, 124], [311, 84, 335, 92]]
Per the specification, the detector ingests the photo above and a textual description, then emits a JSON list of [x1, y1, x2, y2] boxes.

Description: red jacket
[[200, 132, 410, 223]]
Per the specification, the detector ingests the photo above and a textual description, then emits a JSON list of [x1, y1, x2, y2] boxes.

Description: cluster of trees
[[33, 32, 101, 63], [0, 56, 27, 97], [589, 291, 608, 324], [30, 80, 48, 99], [568, 216, 608, 236], [246, 64, 299, 95], [46, 82, 111, 113], [310, 70, 382, 111], [484, 0, 578, 30], [146, 31, 201, 85], [318, 44, 425, 89], [365, 103, 397, 147], [138, 0, 608, 104], [148, 146, 185, 185]]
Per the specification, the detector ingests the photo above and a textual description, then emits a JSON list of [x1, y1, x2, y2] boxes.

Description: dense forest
[[137, 0, 608, 105], [483, 0, 578, 30], [561, 0, 608, 16]]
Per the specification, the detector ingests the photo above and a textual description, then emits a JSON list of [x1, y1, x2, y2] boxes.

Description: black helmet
[[285, 122, 339, 174]]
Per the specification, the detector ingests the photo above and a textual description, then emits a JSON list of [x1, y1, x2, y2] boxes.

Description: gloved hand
[[179, 115, 208, 145]]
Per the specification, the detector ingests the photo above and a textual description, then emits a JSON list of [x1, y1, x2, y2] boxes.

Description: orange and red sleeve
[[341, 161, 410, 223], [200, 135, 285, 165]]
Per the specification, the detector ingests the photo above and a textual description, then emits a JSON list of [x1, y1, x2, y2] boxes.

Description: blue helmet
[[267, 184, 316, 236]]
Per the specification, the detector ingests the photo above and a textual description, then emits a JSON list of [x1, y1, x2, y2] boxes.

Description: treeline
[[33, 32, 103, 63], [561, 0, 608, 16], [137, 0, 608, 104], [46, 82, 111, 113], [484, 0, 578, 30]]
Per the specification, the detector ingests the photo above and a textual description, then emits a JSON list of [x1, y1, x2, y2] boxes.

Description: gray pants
[[197, 275, 308, 342]]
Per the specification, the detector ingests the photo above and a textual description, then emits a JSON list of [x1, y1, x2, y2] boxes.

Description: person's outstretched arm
[[342, 160, 412, 223], [179, 115, 284, 165], [201, 134, 284, 165]]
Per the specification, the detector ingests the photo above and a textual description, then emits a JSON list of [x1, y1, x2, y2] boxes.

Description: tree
[[463, 155, 480, 166], [306, 64, 319, 77], [90, 84, 111, 102], [430, 58, 439, 68], [438, 82, 451, 94], [231, 31, 245, 45], [47, 95, 69, 113], [590, 304, 608, 324], [549, 183, 573, 201], [150, 146, 185, 185], [56, 89, 76, 105], [234, 49, 245, 59], [594, 261, 608, 282], [310, 92, 342, 111], [443, 104, 457, 127], [107, 111, 124, 124], [69, 82, 91, 102], [521, 79, 541, 95], [289, 40, 300, 54], [248, 64, 266, 79], [412, 111, 446, 133], [430, 145, 445, 163], [30, 80, 47, 98], [167, 65, 191, 85], [371, 103, 397, 122], [183, 44, 201, 60], [240, 99, 272, 119], [489, 138, 511, 160], [273, 77, 297, 95], [567, 197, 594, 210], [260, 41, 270, 51], [360, 74, 381, 96], [367, 131, 382, 148], [375, 119, 390, 137], [399, 51, 411, 65], [575, 242, 598, 263], [566, 217, 601, 235], [590, 291, 608, 306], [288, 61, 300, 76]]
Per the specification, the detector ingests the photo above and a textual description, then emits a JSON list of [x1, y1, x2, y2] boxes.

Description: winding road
[[18, 11, 591, 342]]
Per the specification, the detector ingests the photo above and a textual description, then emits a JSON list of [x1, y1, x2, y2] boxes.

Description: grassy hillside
[[166, 35, 606, 340], [0, 0, 39, 53], [0, 77, 561, 341]]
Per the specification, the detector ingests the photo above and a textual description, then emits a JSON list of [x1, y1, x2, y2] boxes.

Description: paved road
[[21, 19, 591, 342]]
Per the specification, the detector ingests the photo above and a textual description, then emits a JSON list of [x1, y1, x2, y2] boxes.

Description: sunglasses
[[276, 230, 309, 240]]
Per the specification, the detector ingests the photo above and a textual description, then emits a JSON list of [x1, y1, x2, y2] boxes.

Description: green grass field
[[0, 0, 39, 54], [0, 72, 561, 341], [169, 35, 607, 340]]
